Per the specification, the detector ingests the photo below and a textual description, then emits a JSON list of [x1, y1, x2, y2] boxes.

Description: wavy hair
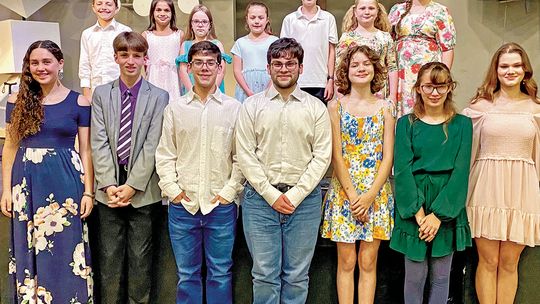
[[185, 4, 217, 40], [146, 0, 178, 32], [471, 42, 538, 103], [9, 40, 63, 142], [392, 0, 412, 37], [342, 0, 391, 33], [335, 45, 386, 95]]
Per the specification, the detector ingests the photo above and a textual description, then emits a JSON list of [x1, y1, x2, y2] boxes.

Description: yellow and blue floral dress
[[321, 100, 394, 243]]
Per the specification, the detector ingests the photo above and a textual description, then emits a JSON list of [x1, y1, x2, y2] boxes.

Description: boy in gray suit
[[90, 31, 168, 304]]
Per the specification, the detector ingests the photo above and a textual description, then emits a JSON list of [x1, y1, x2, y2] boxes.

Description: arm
[[90, 89, 118, 189], [233, 55, 253, 97], [178, 42, 192, 91], [236, 103, 282, 206], [217, 121, 246, 203], [386, 37, 399, 103], [1, 97, 19, 217], [125, 92, 168, 191], [394, 117, 424, 219], [77, 96, 94, 218], [326, 100, 357, 200], [324, 42, 336, 101], [442, 50, 454, 69], [428, 117, 472, 221], [215, 41, 226, 89], [155, 105, 183, 201], [284, 106, 332, 207], [354, 104, 396, 218], [79, 31, 92, 100]]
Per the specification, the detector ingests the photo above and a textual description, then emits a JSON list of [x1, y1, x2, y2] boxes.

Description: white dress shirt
[[79, 19, 132, 90], [236, 85, 332, 207], [155, 89, 244, 215], [281, 6, 338, 88]]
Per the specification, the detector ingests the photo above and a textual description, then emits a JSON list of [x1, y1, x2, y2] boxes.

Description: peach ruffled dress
[[463, 100, 540, 246]]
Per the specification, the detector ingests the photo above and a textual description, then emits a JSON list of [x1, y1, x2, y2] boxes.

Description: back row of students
[[80, 0, 455, 114]]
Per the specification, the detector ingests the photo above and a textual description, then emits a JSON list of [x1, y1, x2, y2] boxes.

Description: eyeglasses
[[189, 60, 220, 69], [420, 83, 455, 94], [270, 61, 298, 71], [191, 19, 210, 26]]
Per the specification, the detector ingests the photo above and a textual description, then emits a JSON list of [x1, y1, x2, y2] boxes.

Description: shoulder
[[452, 113, 472, 124], [389, 3, 406, 14], [396, 114, 413, 128], [142, 30, 149, 38], [282, 12, 296, 23], [468, 98, 492, 112], [320, 9, 336, 21], [77, 94, 91, 107], [117, 22, 132, 32], [531, 99, 540, 114]]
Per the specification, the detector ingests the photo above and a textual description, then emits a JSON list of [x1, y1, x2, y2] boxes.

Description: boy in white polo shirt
[[281, 0, 338, 103]]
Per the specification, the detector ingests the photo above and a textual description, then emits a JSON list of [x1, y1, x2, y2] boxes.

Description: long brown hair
[[185, 4, 217, 40], [393, 0, 412, 37], [342, 0, 391, 33], [410, 62, 457, 138], [146, 0, 178, 32], [335, 45, 386, 95], [244, 1, 273, 35], [471, 42, 538, 103], [9, 40, 63, 142]]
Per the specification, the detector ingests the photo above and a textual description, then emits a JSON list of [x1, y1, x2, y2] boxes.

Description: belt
[[273, 183, 293, 193]]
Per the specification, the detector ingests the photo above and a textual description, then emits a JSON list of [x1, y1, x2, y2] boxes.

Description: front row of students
[[2, 32, 539, 304]]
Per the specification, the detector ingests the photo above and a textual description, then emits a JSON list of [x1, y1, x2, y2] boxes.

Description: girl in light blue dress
[[232, 2, 278, 102]]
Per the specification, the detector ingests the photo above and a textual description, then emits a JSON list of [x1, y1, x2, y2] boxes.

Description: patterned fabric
[[117, 90, 132, 163], [389, 1, 456, 117], [6, 91, 93, 303], [335, 30, 397, 99], [321, 100, 394, 243], [146, 31, 182, 102]]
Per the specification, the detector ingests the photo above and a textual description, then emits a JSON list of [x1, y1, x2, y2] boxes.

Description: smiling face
[[29, 48, 64, 87], [348, 51, 374, 87], [246, 5, 269, 35], [153, 1, 172, 27], [115, 49, 147, 81], [191, 11, 211, 39], [354, 0, 378, 27], [416, 69, 452, 112], [92, 0, 118, 23], [497, 52, 525, 90], [268, 55, 303, 90], [188, 52, 221, 90]]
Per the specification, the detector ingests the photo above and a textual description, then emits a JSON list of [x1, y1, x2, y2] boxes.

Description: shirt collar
[[93, 18, 118, 31], [186, 87, 224, 104], [265, 84, 305, 103], [119, 77, 143, 98], [295, 5, 322, 20]]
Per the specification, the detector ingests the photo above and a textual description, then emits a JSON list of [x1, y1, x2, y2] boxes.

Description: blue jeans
[[242, 184, 322, 304], [168, 202, 237, 304]]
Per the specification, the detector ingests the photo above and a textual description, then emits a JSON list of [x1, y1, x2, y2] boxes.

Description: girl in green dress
[[391, 62, 472, 304]]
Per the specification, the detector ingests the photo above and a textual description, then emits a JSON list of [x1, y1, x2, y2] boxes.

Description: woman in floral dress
[[1, 40, 94, 303], [337, 0, 397, 101], [321, 45, 395, 304], [389, 0, 456, 116]]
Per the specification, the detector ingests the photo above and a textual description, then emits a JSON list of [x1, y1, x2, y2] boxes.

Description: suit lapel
[[111, 79, 121, 154], [131, 79, 150, 144]]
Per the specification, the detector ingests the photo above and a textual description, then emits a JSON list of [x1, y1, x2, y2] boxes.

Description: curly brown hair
[[335, 45, 386, 95], [9, 40, 63, 142]]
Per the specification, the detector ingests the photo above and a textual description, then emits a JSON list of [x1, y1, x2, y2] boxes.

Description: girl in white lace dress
[[143, 0, 184, 101]]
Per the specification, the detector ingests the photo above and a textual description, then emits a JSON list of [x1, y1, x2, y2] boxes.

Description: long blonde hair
[[471, 42, 538, 103], [342, 0, 391, 33]]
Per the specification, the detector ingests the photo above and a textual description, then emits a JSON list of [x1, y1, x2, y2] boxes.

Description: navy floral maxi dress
[[6, 90, 93, 304]]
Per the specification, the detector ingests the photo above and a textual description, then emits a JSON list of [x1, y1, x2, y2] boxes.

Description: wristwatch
[[327, 75, 334, 81]]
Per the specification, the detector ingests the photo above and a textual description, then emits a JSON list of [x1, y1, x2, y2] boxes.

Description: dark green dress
[[390, 114, 473, 261]]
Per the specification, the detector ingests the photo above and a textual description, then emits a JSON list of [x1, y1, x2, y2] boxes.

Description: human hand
[[211, 195, 231, 205], [106, 186, 119, 204], [272, 194, 295, 215], [351, 193, 374, 222], [108, 185, 135, 208], [80, 195, 94, 219], [1, 191, 12, 218], [419, 213, 441, 242], [171, 191, 191, 205]]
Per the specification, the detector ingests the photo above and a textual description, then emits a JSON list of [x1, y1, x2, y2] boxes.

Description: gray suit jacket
[[91, 78, 168, 208]]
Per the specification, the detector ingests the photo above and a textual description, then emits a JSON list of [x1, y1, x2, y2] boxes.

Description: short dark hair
[[267, 37, 304, 64], [188, 41, 222, 64], [113, 32, 148, 55]]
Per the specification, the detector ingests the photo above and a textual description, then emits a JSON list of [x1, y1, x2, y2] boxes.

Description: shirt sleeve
[[231, 39, 242, 57], [5, 101, 14, 123], [385, 33, 398, 72], [429, 117, 472, 221], [155, 105, 183, 200], [78, 30, 91, 88], [394, 116, 424, 219], [435, 6, 456, 51], [328, 13, 339, 44]]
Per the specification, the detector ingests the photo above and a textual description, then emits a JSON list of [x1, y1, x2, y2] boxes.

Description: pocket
[[211, 126, 233, 155], [243, 185, 256, 200]]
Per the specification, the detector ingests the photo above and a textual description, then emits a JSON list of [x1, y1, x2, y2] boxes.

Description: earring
[[58, 70, 64, 80]]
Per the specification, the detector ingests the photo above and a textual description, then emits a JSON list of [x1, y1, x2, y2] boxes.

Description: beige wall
[[0, 0, 538, 107]]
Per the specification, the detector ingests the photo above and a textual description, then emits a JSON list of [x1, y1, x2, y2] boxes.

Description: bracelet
[[83, 192, 95, 199]]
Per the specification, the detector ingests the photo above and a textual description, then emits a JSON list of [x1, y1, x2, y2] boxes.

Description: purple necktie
[[117, 90, 132, 163]]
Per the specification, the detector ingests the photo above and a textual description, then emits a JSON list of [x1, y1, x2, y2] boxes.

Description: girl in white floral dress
[[1, 41, 94, 303]]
